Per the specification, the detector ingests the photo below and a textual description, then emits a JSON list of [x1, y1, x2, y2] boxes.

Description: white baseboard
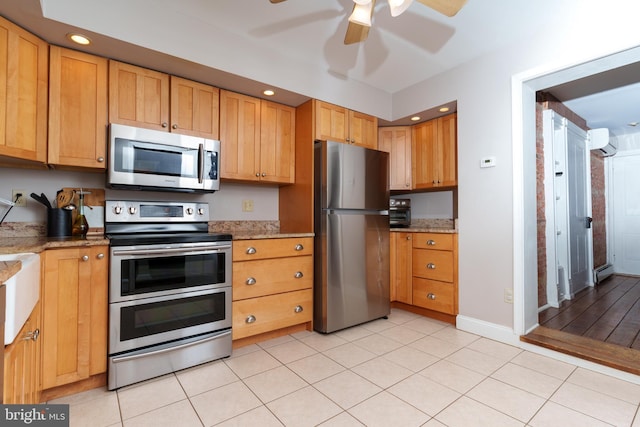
[[455, 315, 640, 385]]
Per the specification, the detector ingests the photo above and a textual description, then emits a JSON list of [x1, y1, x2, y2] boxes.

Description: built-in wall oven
[[105, 200, 232, 390]]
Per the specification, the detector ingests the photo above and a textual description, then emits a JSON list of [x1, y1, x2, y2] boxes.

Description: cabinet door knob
[[426, 263, 436, 269], [294, 244, 304, 251], [97, 253, 105, 259], [246, 247, 257, 255], [294, 305, 303, 313], [255, 173, 260, 177], [246, 277, 256, 285], [23, 328, 40, 341], [82, 255, 89, 261], [294, 271, 303, 278], [261, 172, 266, 177], [427, 293, 436, 300], [172, 124, 178, 129], [246, 315, 256, 324], [426, 240, 436, 246], [97, 157, 105, 162], [162, 122, 168, 128], [406, 236, 412, 240]]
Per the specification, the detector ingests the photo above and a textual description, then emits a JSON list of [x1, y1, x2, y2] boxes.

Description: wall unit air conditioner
[[587, 128, 617, 157]]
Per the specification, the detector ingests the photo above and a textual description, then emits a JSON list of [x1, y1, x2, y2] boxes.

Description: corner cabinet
[[413, 113, 457, 189], [315, 100, 378, 149], [41, 246, 108, 390], [0, 16, 48, 165], [220, 90, 295, 184], [231, 237, 313, 344], [378, 126, 412, 190], [48, 46, 108, 170], [390, 232, 458, 323], [3, 301, 41, 404]]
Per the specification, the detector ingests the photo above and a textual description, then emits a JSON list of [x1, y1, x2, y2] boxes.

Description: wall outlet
[[12, 189, 27, 207], [242, 199, 254, 212], [504, 288, 513, 304]]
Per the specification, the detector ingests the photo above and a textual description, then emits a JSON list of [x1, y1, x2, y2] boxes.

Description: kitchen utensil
[[30, 193, 50, 208], [40, 193, 52, 209], [56, 189, 75, 208]]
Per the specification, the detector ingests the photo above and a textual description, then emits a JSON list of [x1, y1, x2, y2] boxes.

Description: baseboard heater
[[594, 264, 614, 284]]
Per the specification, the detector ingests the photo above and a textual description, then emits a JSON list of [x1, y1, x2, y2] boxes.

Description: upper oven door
[[110, 241, 232, 303], [108, 123, 220, 193]]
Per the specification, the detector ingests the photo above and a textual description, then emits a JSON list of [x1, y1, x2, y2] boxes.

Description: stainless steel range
[[105, 200, 232, 390]]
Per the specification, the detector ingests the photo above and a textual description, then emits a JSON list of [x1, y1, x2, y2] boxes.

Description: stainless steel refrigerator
[[314, 140, 390, 333]]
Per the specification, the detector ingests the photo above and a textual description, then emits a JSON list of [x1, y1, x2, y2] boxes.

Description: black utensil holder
[[47, 208, 72, 237]]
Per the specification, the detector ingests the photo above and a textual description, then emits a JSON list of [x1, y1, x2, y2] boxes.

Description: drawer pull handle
[[82, 255, 89, 262], [426, 240, 436, 246], [427, 263, 436, 269], [246, 247, 257, 255], [294, 271, 303, 279], [97, 253, 105, 259], [294, 244, 304, 251], [246, 277, 256, 285], [246, 315, 257, 324], [427, 293, 436, 300], [294, 305, 303, 313]]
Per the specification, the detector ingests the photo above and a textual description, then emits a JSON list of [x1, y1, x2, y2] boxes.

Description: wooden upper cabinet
[[348, 110, 378, 149], [314, 100, 377, 149], [0, 17, 48, 164], [109, 60, 170, 131], [315, 100, 348, 143], [260, 100, 295, 184], [170, 76, 219, 139], [378, 126, 412, 190], [48, 46, 108, 169], [220, 90, 295, 184], [219, 90, 261, 181], [413, 113, 457, 189]]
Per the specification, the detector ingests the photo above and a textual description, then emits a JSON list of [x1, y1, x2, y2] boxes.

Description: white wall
[[0, 167, 278, 223], [405, 191, 453, 219], [392, 1, 640, 330]]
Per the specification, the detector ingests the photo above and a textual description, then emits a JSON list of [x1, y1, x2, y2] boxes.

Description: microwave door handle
[[198, 143, 204, 184]]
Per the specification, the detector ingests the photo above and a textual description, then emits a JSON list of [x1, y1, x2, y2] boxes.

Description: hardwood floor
[[522, 274, 640, 376]]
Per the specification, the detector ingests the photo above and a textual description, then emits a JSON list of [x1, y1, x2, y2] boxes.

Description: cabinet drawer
[[412, 233, 454, 251], [412, 278, 455, 314], [232, 289, 313, 340], [233, 237, 313, 261], [233, 255, 313, 300], [412, 249, 453, 282]]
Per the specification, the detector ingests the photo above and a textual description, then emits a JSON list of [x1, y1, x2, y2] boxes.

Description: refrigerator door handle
[[325, 209, 389, 215]]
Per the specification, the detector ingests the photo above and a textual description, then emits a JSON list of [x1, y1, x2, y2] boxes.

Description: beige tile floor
[[50, 308, 640, 427]]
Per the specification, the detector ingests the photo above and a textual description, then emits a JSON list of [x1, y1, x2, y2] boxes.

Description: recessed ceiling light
[[439, 107, 450, 112], [67, 33, 91, 45], [410, 116, 420, 121], [263, 89, 275, 96], [629, 121, 639, 127]]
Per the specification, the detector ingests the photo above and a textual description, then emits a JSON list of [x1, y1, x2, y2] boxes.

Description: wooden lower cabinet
[[3, 301, 41, 404], [390, 232, 458, 320], [41, 246, 108, 390], [232, 237, 313, 342]]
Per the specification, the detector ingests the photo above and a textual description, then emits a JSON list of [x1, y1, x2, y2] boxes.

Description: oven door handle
[[112, 245, 231, 257], [198, 143, 204, 184], [111, 329, 231, 364]]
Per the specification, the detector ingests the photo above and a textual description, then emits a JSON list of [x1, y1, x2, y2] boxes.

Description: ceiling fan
[[269, 0, 468, 45]]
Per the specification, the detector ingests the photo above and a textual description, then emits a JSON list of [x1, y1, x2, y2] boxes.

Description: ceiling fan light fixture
[[349, 2, 374, 27], [388, 0, 413, 17]]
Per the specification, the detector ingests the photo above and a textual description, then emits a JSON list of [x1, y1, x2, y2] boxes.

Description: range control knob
[[114, 205, 122, 215], [186, 207, 194, 215], [128, 206, 137, 215], [198, 208, 205, 216]]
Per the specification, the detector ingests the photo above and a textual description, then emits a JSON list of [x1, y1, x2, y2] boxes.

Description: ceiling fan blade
[[344, 0, 376, 45], [344, 21, 371, 44], [416, 0, 467, 17]]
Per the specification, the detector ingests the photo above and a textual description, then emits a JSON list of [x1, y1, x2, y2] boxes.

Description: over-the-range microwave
[[107, 123, 220, 193]]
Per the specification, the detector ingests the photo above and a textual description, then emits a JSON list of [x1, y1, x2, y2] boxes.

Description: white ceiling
[[2, 0, 639, 132]]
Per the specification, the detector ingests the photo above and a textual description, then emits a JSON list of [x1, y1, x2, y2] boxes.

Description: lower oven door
[[109, 287, 231, 355]]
